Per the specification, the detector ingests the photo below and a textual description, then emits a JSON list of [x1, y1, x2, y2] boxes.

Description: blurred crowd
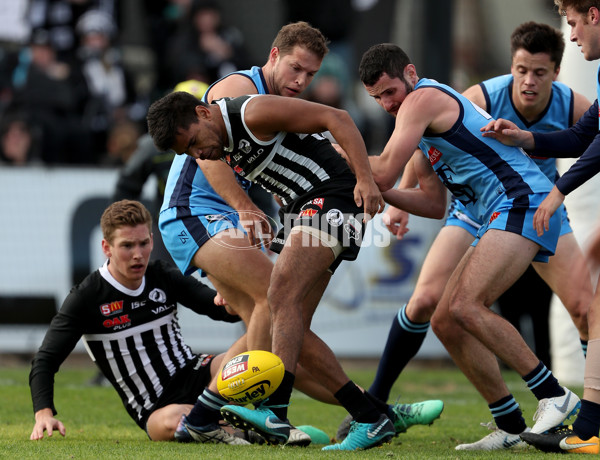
[[0, 0, 378, 168]]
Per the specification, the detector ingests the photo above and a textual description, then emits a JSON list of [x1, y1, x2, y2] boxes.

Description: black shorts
[[142, 354, 214, 431], [270, 180, 366, 273]]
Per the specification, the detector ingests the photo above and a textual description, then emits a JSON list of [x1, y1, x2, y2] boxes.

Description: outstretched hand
[[480, 118, 534, 149]]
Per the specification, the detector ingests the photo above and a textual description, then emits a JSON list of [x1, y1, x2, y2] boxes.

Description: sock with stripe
[[369, 304, 430, 401], [582, 339, 588, 358], [489, 395, 527, 434], [523, 361, 564, 400], [186, 388, 228, 427]]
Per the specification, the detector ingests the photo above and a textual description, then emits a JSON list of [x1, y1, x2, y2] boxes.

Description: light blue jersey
[[159, 67, 269, 275], [481, 74, 573, 182], [415, 78, 560, 259], [446, 74, 573, 237]]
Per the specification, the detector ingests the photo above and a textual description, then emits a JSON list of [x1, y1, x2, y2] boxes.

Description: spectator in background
[[162, 0, 249, 86], [9, 28, 91, 164], [75, 9, 139, 162], [0, 112, 40, 165], [27, 0, 118, 66]]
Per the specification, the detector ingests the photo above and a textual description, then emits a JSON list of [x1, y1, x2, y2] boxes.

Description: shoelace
[[533, 399, 549, 422]]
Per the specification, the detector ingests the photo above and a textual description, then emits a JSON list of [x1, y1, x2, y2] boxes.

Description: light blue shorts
[[445, 197, 572, 242], [159, 206, 241, 276], [470, 193, 561, 263]]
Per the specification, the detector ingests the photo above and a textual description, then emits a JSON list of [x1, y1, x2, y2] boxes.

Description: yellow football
[[217, 350, 285, 405]]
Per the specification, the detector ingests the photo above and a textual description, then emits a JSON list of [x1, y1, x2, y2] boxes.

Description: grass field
[[0, 355, 577, 459]]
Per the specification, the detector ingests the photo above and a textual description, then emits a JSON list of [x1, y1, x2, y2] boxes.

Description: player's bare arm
[[382, 151, 446, 219], [572, 91, 593, 124], [370, 88, 456, 191], [244, 95, 385, 217]]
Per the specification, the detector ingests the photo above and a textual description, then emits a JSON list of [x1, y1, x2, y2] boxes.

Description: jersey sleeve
[[531, 100, 600, 195], [29, 291, 87, 415], [531, 100, 599, 159]]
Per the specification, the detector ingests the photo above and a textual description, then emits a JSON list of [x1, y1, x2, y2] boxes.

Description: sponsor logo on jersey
[[148, 288, 166, 303], [326, 209, 344, 227], [103, 314, 131, 329], [152, 305, 173, 315], [298, 208, 318, 218], [100, 300, 123, 317], [238, 139, 252, 153], [310, 198, 324, 209], [428, 146, 443, 165], [233, 165, 244, 175], [194, 354, 214, 370], [489, 211, 501, 224], [206, 214, 226, 223], [344, 216, 362, 240]]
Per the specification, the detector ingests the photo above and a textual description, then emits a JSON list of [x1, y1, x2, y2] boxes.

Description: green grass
[[0, 357, 578, 459]]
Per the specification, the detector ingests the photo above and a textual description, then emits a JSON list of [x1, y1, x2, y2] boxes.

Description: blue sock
[[523, 361, 564, 400], [573, 399, 600, 440], [186, 389, 228, 427], [581, 339, 588, 358], [489, 395, 526, 434], [369, 304, 429, 402]]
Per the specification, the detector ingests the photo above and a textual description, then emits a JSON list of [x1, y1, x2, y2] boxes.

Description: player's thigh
[[533, 232, 593, 309], [412, 225, 475, 304], [451, 229, 539, 307], [193, 228, 273, 300], [270, 230, 335, 307]]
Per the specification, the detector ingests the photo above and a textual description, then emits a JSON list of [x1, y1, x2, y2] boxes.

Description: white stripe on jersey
[[83, 314, 174, 341], [83, 312, 192, 420], [255, 147, 332, 202]]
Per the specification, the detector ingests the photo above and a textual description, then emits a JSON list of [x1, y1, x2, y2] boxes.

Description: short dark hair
[[510, 22, 565, 69], [554, 0, 600, 15], [146, 91, 208, 152], [359, 43, 412, 86], [101, 200, 152, 244], [271, 21, 329, 59]]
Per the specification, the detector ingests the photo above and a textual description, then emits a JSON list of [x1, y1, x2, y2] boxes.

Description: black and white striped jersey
[[216, 95, 356, 206], [29, 259, 239, 427]]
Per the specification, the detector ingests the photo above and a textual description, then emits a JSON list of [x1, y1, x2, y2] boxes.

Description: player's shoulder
[[206, 74, 259, 102]]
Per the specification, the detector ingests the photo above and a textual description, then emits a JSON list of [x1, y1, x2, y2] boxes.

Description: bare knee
[[566, 299, 589, 338], [408, 291, 441, 322]]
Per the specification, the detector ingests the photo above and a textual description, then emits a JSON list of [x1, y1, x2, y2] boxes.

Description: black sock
[[523, 361, 564, 400], [364, 390, 392, 416], [186, 389, 228, 427], [573, 400, 600, 440], [489, 395, 526, 434], [369, 304, 429, 402], [261, 370, 294, 421], [335, 381, 380, 424]]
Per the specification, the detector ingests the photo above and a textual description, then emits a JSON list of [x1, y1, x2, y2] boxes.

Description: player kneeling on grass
[[29, 200, 249, 444]]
